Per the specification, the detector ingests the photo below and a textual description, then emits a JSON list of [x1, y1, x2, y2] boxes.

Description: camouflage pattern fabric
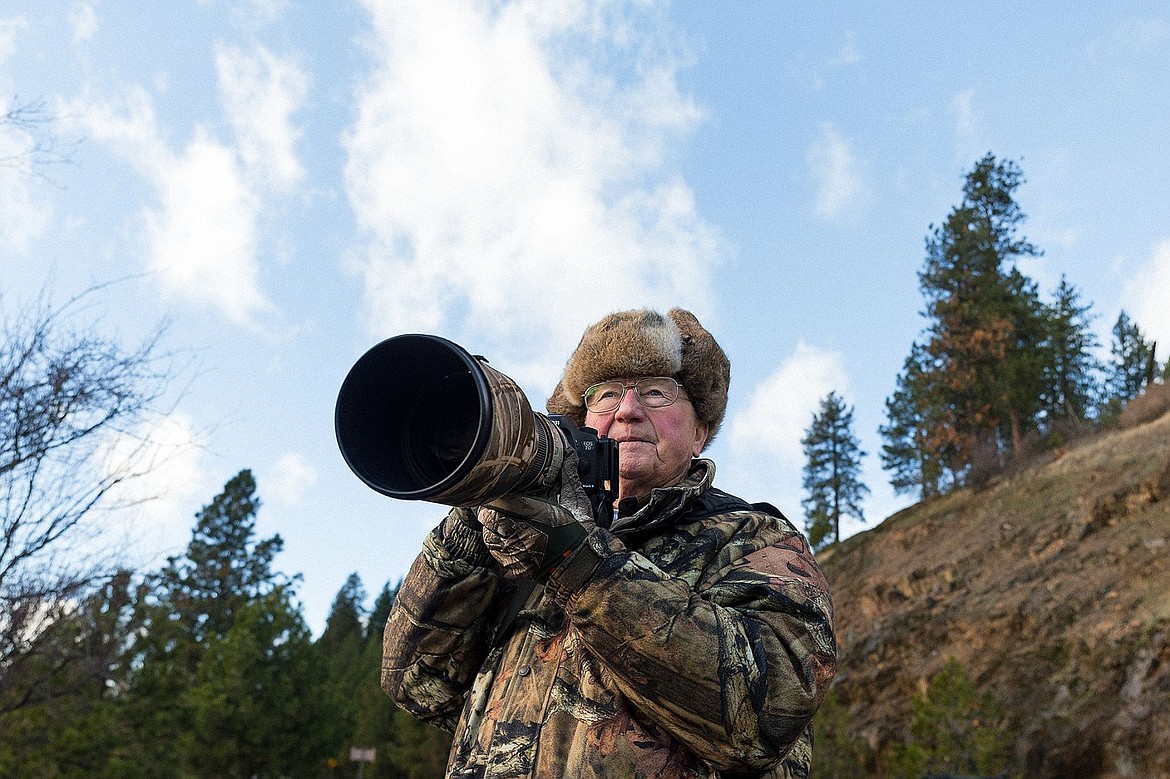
[[383, 460, 836, 778]]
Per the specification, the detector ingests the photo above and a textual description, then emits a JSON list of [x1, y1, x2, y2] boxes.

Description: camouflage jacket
[[382, 460, 836, 778]]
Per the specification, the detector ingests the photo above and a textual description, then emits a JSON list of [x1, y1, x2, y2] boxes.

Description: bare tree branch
[[0, 283, 183, 711], [1, 95, 82, 185]]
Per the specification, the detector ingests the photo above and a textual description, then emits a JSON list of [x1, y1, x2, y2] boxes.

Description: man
[[383, 308, 836, 778]]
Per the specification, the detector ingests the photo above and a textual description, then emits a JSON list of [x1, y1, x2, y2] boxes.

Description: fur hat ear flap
[[545, 308, 730, 450]]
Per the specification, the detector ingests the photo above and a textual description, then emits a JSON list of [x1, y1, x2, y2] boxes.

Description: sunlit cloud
[[0, 119, 51, 251], [807, 122, 868, 223], [832, 30, 861, 66], [951, 88, 986, 163], [717, 342, 851, 534], [0, 16, 26, 65], [73, 40, 307, 328], [265, 452, 319, 507], [100, 410, 210, 560], [68, 3, 98, 43], [0, 16, 52, 251], [342, 0, 719, 390], [215, 42, 307, 191], [729, 341, 850, 468], [1122, 238, 1170, 349]]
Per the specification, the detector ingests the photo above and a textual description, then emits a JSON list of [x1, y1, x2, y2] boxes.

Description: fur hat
[[546, 308, 731, 449]]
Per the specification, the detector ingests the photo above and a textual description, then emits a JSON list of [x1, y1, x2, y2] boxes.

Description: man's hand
[[479, 448, 596, 580]]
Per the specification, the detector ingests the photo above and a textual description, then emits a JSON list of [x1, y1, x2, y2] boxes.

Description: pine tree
[[919, 153, 1046, 465], [1041, 276, 1101, 425], [123, 470, 318, 774], [883, 154, 1053, 494], [1107, 310, 1157, 402], [880, 344, 953, 498], [318, 573, 370, 765], [155, 469, 286, 650], [801, 391, 869, 549]]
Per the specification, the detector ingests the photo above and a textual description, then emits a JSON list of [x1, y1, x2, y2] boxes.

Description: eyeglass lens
[[584, 377, 679, 412]]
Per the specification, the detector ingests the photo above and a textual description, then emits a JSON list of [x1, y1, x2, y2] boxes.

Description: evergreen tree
[[883, 154, 1053, 493], [155, 469, 286, 650], [1041, 276, 1101, 425], [346, 580, 452, 778], [918, 153, 1046, 464], [187, 588, 328, 778], [0, 570, 149, 777], [801, 391, 869, 549], [880, 344, 952, 498], [318, 573, 371, 766], [121, 470, 319, 775], [1107, 310, 1157, 402]]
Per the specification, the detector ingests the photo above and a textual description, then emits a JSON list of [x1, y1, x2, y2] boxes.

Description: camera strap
[[492, 579, 540, 647]]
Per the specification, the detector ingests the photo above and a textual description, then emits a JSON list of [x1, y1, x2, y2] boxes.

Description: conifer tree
[[123, 470, 324, 775], [318, 572, 370, 763], [880, 344, 952, 498], [1107, 310, 1158, 402], [1041, 276, 1101, 424], [801, 391, 869, 549], [883, 154, 1053, 493]]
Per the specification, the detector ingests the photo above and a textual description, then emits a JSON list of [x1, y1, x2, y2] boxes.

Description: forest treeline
[[0, 468, 449, 778]]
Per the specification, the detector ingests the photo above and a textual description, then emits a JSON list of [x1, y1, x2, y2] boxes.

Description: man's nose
[[613, 386, 647, 420]]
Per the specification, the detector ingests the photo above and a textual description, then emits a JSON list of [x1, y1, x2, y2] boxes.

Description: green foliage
[[882, 154, 1114, 498], [880, 344, 952, 498], [810, 688, 871, 778], [801, 391, 869, 549], [187, 588, 328, 777], [1107, 310, 1159, 402], [1041, 276, 1102, 423], [0, 470, 454, 778], [880, 657, 1011, 778]]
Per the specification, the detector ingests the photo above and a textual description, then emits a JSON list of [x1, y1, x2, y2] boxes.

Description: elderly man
[[382, 308, 836, 778]]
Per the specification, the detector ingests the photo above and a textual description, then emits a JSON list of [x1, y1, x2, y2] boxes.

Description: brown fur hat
[[546, 308, 731, 449]]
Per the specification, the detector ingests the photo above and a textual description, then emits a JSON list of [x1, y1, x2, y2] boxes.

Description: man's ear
[[692, 421, 710, 457]]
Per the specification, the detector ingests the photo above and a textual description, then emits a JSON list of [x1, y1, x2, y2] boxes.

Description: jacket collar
[[610, 458, 716, 535]]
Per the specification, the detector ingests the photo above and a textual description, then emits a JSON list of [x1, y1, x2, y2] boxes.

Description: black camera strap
[[492, 579, 540, 647]]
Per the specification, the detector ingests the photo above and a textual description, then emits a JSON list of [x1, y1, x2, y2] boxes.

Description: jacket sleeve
[[381, 508, 502, 732], [546, 511, 836, 773]]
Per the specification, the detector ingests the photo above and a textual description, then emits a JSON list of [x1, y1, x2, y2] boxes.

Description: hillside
[[818, 408, 1170, 777]]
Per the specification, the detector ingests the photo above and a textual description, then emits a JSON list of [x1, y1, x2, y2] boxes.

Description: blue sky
[[3, 1, 1168, 635]]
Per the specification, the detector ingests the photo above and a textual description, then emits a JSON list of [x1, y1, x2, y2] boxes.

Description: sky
[[3, 1, 1169, 636]]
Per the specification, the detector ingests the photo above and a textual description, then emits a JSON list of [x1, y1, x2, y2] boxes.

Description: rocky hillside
[[818, 407, 1170, 777]]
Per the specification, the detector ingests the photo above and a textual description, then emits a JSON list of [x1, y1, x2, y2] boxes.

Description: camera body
[[547, 414, 619, 525]]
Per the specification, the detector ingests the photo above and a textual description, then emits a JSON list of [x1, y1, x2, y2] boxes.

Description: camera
[[334, 334, 619, 523]]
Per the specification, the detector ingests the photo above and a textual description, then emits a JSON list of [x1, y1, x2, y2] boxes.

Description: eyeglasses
[[582, 377, 684, 413]]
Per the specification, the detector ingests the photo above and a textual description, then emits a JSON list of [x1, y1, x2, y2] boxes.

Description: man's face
[[584, 377, 709, 501]]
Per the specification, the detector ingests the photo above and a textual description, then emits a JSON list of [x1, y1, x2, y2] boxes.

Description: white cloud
[[0, 115, 52, 251], [143, 131, 274, 324], [265, 452, 318, 506], [832, 30, 861, 66], [100, 411, 209, 559], [215, 42, 307, 190], [74, 39, 307, 329], [807, 122, 868, 222], [69, 3, 99, 43], [1, 18, 27, 68], [728, 341, 850, 468], [342, 0, 718, 389], [0, 17, 51, 251], [951, 88, 984, 162], [1122, 239, 1170, 349]]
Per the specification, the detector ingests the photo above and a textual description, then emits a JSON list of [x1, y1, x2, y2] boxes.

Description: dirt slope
[[818, 411, 1170, 777]]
